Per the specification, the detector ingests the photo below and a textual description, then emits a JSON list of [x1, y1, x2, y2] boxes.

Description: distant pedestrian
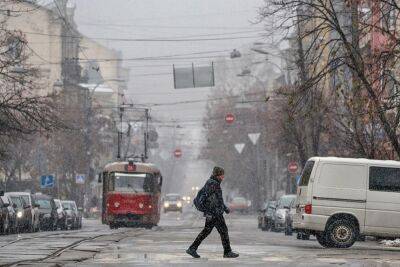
[[186, 166, 239, 258]]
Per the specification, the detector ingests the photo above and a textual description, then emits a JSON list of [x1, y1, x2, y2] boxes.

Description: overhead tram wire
[[19, 30, 261, 43], [79, 22, 264, 31]]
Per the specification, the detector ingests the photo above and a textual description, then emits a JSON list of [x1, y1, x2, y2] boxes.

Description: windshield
[[36, 199, 52, 209], [21, 195, 30, 206], [9, 196, 23, 208], [278, 196, 296, 208], [62, 202, 76, 211], [114, 172, 154, 193], [165, 195, 181, 201]]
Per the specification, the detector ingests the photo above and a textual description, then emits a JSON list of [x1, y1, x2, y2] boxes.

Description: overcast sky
[[71, 0, 265, 122]]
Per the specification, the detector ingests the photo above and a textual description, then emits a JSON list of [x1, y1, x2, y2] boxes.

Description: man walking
[[186, 166, 239, 258]]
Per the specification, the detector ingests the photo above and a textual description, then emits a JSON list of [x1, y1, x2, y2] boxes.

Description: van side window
[[369, 167, 400, 192], [299, 161, 315, 186]]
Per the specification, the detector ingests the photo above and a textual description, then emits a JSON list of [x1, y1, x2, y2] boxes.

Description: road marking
[[262, 256, 292, 262]]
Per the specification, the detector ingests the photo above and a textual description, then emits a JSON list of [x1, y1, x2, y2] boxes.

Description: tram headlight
[[139, 203, 144, 209], [177, 202, 182, 208], [164, 202, 169, 208], [114, 202, 120, 208], [17, 211, 23, 218]]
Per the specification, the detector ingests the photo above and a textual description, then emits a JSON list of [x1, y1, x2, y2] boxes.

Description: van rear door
[[297, 160, 316, 206]]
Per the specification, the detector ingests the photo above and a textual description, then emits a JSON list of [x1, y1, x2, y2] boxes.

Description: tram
[[99, 159, 162, 229]]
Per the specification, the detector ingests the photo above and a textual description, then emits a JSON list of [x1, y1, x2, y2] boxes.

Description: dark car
[[259, 201, 276, 231], [33, 194, 57, 231], [163, 194, 183, 213], [7, 192, 40, 232], [61, 200, 82, 230], [54, 199, 67, 230], [0, 194, 12, 234], [5, 194, 29, 233], [1, 195, 17, 234]]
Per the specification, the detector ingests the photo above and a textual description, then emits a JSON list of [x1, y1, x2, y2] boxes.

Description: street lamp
[[237, 70, 269, 102]]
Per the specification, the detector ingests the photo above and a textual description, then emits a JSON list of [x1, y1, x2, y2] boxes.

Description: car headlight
[[177, 202, 182, 208], [139, 203, 144, 209], [164, 202, 169, 208], [17, 211, 23, 218], [114, 202, 120, 208]]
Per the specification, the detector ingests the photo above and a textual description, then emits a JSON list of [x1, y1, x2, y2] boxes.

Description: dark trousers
[[190, 215, 232, 253]]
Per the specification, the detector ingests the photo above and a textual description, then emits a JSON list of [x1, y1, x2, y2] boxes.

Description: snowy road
[[1, 208, 400, 266]]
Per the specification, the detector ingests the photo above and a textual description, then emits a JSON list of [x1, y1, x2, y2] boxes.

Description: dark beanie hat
[[212, 166, 225, 176]]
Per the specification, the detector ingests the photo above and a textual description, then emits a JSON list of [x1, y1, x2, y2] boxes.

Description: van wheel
[[316, 232, 331, 248], [326, 219, 357, 248]]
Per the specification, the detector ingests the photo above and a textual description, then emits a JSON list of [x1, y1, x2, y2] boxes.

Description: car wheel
[[285, 226, 293, 236], [316, 232, 331, 248], [109, 222, 118, 229], [326, 219, 357, 248]]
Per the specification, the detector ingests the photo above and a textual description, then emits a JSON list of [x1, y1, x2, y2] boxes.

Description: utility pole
[[117, 106, 124, 160], [143, 109, 149, 161]]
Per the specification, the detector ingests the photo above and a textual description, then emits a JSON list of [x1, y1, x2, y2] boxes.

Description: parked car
[[163, 194, 183, 213], [293, 157, 400, 248], [0, 195, 17, 234], [0, 194, 12, 234], [272, 194, 296, 232], [228, 197, 251, 214], [54, 199, 67, 230], [61, 200, 82, 229], [259, 201, 276, 231], [5, 194, 30, 233], [284, 197, 310, 239], [33, 193, 57, 231]]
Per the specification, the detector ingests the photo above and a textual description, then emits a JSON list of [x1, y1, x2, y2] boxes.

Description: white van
[[293, 157, 400, 248]]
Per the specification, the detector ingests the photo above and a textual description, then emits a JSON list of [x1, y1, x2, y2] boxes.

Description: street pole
[[144, 109, 149, 161]]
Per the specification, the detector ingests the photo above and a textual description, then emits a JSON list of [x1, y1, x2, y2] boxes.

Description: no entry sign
[[288, 161, 299, 173], [225, 113, 235, 124], [174, 149, 182, 158]]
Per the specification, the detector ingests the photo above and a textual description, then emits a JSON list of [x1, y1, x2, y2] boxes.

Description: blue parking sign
[[40, 175, 54, 188]]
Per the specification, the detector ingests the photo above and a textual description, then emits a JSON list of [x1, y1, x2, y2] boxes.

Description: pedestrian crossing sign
[[76, 174, 85, 184]]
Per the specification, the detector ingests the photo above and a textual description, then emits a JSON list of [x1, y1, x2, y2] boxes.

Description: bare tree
[[259, 0, 400, 159]]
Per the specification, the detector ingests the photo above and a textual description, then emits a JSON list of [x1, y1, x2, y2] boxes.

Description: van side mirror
[[98, 173, 103, 183], [12, 203, 17, 209], [3, 203, 9, 208]]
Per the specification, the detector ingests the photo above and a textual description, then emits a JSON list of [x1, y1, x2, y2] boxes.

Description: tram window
[[114, 173, 154, 193]]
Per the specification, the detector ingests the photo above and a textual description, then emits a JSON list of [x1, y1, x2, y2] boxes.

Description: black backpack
[[193, 186, 208, 212]]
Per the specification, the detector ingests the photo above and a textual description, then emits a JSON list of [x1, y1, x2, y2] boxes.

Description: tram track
[[0, 227, 106, 249], [0, 228, 145, 267]]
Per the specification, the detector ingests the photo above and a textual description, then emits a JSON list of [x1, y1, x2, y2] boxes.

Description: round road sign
[[174, 149, 182, 158], [225, 113, 235, 124], [288, 161, 299, 173]]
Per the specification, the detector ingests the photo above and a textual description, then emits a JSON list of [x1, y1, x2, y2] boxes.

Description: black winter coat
[[202, 176, 229, 216]]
